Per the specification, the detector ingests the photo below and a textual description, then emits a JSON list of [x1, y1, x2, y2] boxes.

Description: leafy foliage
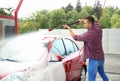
[[93, 0, 102, 20], [18, 18, 39, 33], [64, 3, 73, 13], [48, 9, 66, 29], [99, 8, 112, 28], [76, 0, 82, 12], [16, 0, 120, 33], [79, 9, 90, 19], [110, 13, 120, 28], [31, 10, 49, 29], [0, 7, 13, 16]]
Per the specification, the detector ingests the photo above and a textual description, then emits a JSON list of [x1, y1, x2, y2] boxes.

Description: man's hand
[[77, 19, 85, 24], [62, 24, 70, 29]]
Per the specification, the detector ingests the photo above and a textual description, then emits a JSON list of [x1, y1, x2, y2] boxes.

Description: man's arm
[[63, 25, 75, 38], [63, 19, 84, 38]]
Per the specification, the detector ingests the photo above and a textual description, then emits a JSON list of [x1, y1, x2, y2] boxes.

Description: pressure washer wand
[[48, 20, 79, 31], [66, 20, 79, 26]]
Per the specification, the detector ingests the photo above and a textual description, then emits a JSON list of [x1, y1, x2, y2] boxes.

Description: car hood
[[0, 60, 66, 81], [0, 61, 39, 79]]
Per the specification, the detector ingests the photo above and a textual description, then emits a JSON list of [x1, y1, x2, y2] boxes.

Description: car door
[[48, 38, 66, 61], [47, 38, 66, 81], [62, 38, 82, 81]]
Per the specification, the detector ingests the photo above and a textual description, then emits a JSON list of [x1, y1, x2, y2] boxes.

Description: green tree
[[82, 6, 94, 15], [64, 3, 74, 13], [110, 13, 120, 28], [106, 6, 116, 14], [65, 9, 81, 28], [113, 22, 120, 28], [31, 10, 49, 29], [116, 9, 120, 15], [48, 9, 66, 29], [0, 7, 13, 16], [0, 8, 6, 15], [66, 9, 80, 21], [79, 8, 90, 18], [4, 7, 14, 16], [75, 0, 82, 13], [18, 18, 39, 33], [99, 8, 112, 28], [93, 0, 102, 20]]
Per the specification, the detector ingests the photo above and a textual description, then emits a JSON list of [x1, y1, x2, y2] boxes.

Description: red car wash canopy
[[0, 0, 23, 39]]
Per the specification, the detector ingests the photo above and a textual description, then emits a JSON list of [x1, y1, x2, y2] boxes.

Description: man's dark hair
[[85, 16, 95, 25]]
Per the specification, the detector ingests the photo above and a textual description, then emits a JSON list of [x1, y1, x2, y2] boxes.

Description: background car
[[0, 32, 87, 81]]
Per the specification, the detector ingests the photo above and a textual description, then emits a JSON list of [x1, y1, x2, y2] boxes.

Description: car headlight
[[1, 73, 23, 81], [7, 74, 22, 81]]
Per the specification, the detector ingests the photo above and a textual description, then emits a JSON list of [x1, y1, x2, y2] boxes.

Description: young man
[[63, 16, 109, 81]]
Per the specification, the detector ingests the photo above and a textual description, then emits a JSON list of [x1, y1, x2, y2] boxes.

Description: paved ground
[[87, 54, 120, 81], [104, 54, 120, 81]]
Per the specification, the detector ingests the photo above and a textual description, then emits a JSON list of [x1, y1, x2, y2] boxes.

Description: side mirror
[[48, 53, 63, 62], [48, 28, 53, 31], [54, 54, 63, 61]]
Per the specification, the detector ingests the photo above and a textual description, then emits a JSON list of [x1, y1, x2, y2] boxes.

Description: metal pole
[[99, 0, 106, 21], [14, 0, 23, 35]]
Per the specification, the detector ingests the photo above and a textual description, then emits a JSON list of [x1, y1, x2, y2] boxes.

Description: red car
[[0, 32, 87, 81]]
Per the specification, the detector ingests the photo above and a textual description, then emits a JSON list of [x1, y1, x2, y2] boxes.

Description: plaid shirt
[[74, 22, 104, 60]]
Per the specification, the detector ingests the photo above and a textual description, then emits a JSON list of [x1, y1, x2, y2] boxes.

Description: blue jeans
[[88, 58, 109, 81]]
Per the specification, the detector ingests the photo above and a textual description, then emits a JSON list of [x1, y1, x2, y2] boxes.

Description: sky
[[0, 0, 120, 18]]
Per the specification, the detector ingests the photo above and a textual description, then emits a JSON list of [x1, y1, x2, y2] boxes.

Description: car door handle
[[66, 61, 71, 71]]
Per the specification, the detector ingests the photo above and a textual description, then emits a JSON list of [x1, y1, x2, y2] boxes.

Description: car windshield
[[0, 32, 49, 62]]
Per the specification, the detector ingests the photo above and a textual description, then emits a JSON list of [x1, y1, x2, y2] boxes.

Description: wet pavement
[[87, 54, 120, 81], [103, 54, 120, 81]]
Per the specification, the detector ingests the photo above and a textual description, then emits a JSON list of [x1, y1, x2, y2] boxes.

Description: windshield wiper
[[5, 59, 21, 62], [0, 58, 20, 62]]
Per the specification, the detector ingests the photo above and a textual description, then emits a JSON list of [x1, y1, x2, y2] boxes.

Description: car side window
[[63, 38, 78, 55], [50, 39, 65, 56]]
